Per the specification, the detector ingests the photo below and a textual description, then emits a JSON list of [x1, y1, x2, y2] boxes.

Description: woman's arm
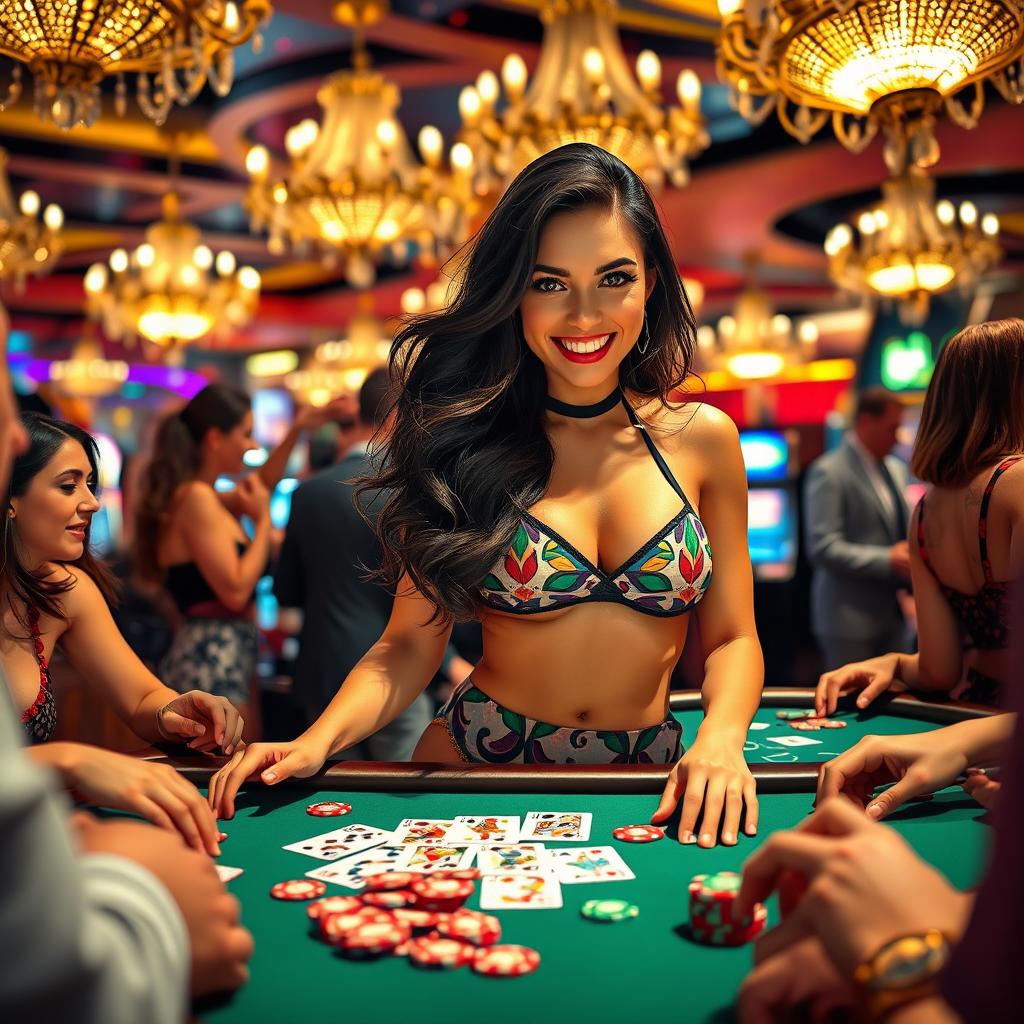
[[208, 573, 451, 817], [652, 405, 763, 847], [178, 482, 271, 612], [257, 398, 355, 491], [58, 571, 242, 750]]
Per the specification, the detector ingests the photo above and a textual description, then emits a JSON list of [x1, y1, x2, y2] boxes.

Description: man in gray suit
[[803, 388, 914, 671], [274, 370, 448, 759]]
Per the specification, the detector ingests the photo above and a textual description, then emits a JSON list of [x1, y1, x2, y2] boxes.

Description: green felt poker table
[[159, 689, 993, 1024]]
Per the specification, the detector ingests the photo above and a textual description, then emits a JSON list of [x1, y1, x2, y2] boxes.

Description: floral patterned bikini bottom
[[436, 676, 683, 765]]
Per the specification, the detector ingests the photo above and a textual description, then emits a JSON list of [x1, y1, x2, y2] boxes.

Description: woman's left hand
[[651, 734, 758, 847], [157, 691, 245, 755]]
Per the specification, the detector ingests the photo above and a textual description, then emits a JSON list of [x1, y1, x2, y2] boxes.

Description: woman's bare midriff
[[468, 601, 688, 731]]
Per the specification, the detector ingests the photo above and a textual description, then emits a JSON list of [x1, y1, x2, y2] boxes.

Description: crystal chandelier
[[0, 1, 270, 129], [49, 331, 129, 398], [716, 0, 1024, 154], [245, 0, 474, 289], [825, 172, 1002, 324], [84, 191, 261, 351], [0, 147, 63, 288], [457, 0, 708, 194], [313, 306, 392, 390], [697, 258, 818, 380]]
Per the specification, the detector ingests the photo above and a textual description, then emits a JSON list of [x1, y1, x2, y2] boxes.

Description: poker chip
[[363, 871, 422, 892], [409, 876, 475, 912], [775, 709, 814, 720], [362, 889, 417, 909], [430, 867, 481, 881], [319, 907, 393, 946], [306, 801, 352, 817], [688, 871, 767, 947], [580, 898, 639, 923], [339, 917, 411, 957], [612, 824, 665, 843], [472, 944, 541, 977], [437, 909, 502, 947], [306, 895, 363, 921], [790, 717, 848, 731], [407, 934, 477, 970], [270, 879, 327, 901], [393, 908, 440, 932]]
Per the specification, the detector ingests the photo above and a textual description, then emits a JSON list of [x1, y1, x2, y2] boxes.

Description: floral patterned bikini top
[[479, 397, 713, 617], [916, 456, 1023, 651]]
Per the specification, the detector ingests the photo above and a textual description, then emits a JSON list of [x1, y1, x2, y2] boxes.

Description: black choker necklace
[[545, 387, 622, 419]]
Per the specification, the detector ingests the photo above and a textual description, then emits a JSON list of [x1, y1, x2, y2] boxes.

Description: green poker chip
[[580, 898, 640, 923]]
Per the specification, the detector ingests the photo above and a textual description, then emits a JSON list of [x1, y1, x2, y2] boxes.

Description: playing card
[[388, 818, 455, 846], [765, 735, 821, 747], [479, 873, 563, 910], [545, 845, 635, 884], [476, 844, 548, 874], [747, 722, 770, 731], [215, 865, 243, 882], [282, 823, 391, 861], [394, 844, 476, 873], [518, 811, 592, 842], [445, 815, 520, 845], [304, 847, 405, 889]]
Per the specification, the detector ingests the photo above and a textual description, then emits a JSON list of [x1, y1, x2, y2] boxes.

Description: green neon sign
[[881, 331, 934, 390]]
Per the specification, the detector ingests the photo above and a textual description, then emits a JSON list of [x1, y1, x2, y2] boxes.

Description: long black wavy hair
[[3, 413, 117, 633], [361, 143, 697, 623]]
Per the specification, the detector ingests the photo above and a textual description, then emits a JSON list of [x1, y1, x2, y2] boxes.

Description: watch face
[[871, 934, 948, 991]]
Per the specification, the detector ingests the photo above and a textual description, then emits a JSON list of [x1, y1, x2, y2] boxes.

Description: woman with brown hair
[[816, 318, 1024, 713], [135, 383, 326, 742]]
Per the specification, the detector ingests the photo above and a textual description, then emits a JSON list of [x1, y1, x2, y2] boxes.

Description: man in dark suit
[[803, 388, 914, 671], [274, 370, 459, 759]]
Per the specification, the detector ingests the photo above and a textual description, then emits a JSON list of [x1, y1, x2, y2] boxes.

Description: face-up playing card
[[305, 847, 405, 889], [388, 818, 455, 847], [476, 844, 548, 874], [545, 845, 635, 884], [215, 865, 243, 882], [282, 823, 391, 861], [765, 735, 821, 747], [394, 844, 476, 873], [518, 811, 592, 842], [445, 815, 520, 845], [479, 873, 563, 910], [747, 722, 771, 731]]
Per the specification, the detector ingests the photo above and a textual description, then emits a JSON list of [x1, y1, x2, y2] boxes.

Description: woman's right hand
[[815, 730, 970, 820], [55, 743, 222, 854], [814, 652, 905, 716], [233, 474, 270, 521], [207, 737, 330, 819]]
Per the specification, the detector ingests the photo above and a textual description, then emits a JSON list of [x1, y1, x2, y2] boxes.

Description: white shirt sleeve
[[0, 684, 189, 1024]]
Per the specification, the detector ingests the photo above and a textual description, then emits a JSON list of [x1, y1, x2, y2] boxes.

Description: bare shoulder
[[53, 564, 107, 617], [638, 396, 739, 453], [993, 457, 1024, 519], [176, 479, 225, 522]]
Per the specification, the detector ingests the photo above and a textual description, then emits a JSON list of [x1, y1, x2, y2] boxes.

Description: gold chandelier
[[457, 0, 708, 194], [0, 1, 270, 129], [50, 331, 129, 398], [0, 147, 63, 288], [84, 191, 260, 350], [245, 0, 474, 289], [697, 258, 818, 380], [716, 0, 1024, 154], [825, 172, 1001, 323]]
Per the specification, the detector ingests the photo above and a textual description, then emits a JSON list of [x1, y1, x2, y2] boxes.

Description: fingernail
[[699, 833, 712, 846], [746, 824, 757, 835], [225, 744, 234, 755], [264, 771, 277, 782], [213, 844, 222, 856], [857, 697, 867, 707], [866, 803, 882, 819], [722, 831, 735, 845], [681, 831, 696, 844]]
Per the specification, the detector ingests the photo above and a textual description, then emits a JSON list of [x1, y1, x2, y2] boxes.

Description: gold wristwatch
[[853, 929, 952, 1023]]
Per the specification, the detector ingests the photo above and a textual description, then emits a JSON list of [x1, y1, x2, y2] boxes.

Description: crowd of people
[[0, 143, 1022, 1022]]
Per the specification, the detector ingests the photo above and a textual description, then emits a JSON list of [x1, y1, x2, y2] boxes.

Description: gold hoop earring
[[636, 315, 650, 355]]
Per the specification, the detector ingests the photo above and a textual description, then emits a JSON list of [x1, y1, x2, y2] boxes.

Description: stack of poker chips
[[775, 709, 848, 731], [286, 867, 541, 976], [688, 871, 767, 946]]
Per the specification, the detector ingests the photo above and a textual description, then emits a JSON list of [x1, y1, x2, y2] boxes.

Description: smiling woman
[[209, 143, 765, 853]]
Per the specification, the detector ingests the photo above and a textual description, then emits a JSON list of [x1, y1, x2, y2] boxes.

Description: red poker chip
[[362, 889, 417, 909], [306, 895, 363, 921], [270, 879, 327, 901], [393, 908, 440, 932], [306, 801, 352, 817], [430, 867, 481, 881], [319, 907, 394, 946], [339, 918, 411, 956], [612, 824, 665, 843], [407, 934, 477, 970], [437, 909, 501, 947], [409, 876, 475, 911], [363, 871, 423, 892], [472, 944, 541, 977]]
